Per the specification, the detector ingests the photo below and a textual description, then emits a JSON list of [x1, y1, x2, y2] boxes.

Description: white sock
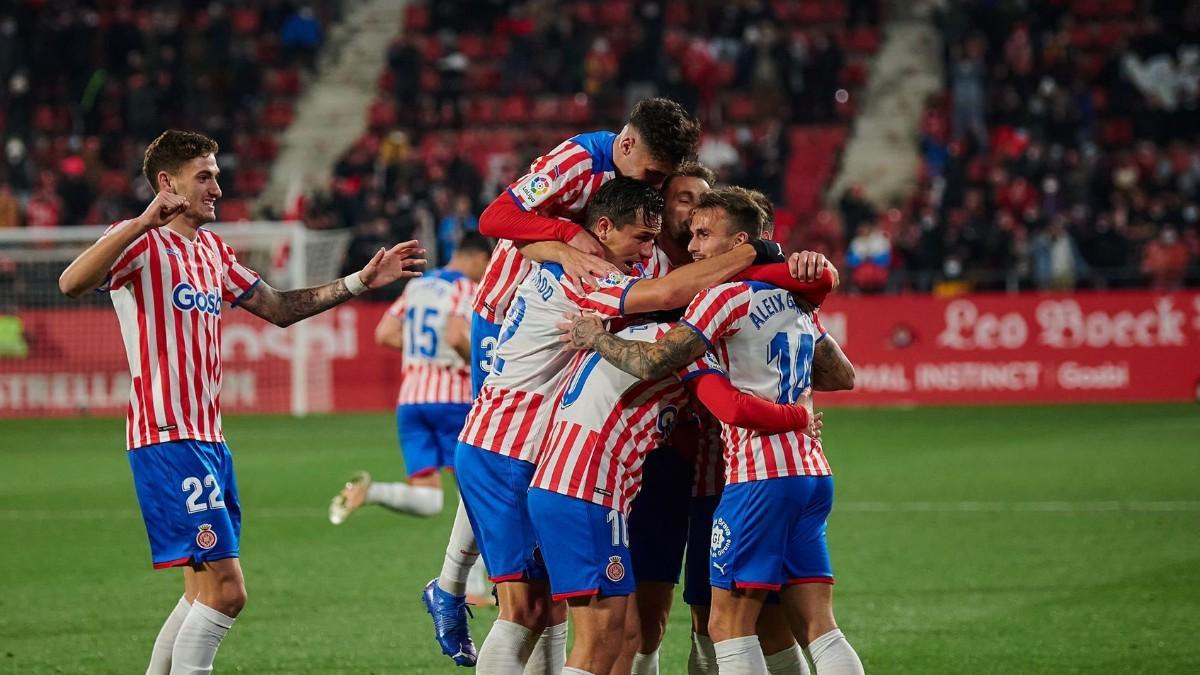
[[146, 596, 191, 675], [807, 629, 864, 675], [476, 619, 539, 674], [765, 643, 811, 675], [561, 668, 595, 675], [715, 635, 768, 675], [524, 621, 568, 674], [365, 482, 443, 516], [169, 601, 234, 675], [632, 648, 660, 674], [689, 632, 718, 675], [438, 499, 480, 596]]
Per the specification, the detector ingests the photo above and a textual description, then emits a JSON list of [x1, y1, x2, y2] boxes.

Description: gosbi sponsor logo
[[172, 282, 221, 316]]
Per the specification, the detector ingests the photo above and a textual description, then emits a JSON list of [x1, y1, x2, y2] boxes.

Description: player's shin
[[714, 635, 769, 675], [169, 600, 234, 675], [689, 631, 718, 675], [523, 620, 567, 674], [365, 481, 443, 516], [764, 644, 811, 675], [145, 595, 190, 675], [476, 619, 540, 674], [438, 499, 480, 596], [806, 629, 865, 675]]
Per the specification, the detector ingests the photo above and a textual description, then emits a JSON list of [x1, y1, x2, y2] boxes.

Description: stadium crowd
[[833, 0, 1200, 294], [0, 1, 339, 229], [320, 0, 877, 275]]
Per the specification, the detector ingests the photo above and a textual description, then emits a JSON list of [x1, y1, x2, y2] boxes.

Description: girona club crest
[[605, 555, 626, 582], [196, 524, 218, 550]]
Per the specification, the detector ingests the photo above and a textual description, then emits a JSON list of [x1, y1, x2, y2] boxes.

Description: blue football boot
[[422, 578, 477, 667]]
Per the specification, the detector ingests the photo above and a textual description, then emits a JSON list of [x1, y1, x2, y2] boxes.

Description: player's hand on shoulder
[[359, 240, 428, 289], [567, 229, 607, 259], [557, 311, 606, 349], [560, 242, 619, 292], [136, 191, 189, 230], [788, 250, 839, 287], [807, 410, 824, 440]]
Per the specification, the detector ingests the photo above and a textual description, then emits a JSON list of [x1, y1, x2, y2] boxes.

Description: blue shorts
[[527, 488, 637, 601], [709, 476, 835, 591], [470, 313, 502, 397], [628, 447, 692, 585], [454, 442, 546, 582], [684, 494, 721, 606], [397, 402, 471, 477], [127, 440, 241, 569]]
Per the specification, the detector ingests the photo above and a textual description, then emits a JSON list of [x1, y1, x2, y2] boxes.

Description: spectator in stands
[[0, 183, 20, 229], [847, 223, 892, 293], [1032, 217, 1089, 291], [25, 172, 63, 228], [282, 6, 323, 71], [950, 36, 988, 151], [437, 194, 478, 266], [1141, 226, 1191, 289]]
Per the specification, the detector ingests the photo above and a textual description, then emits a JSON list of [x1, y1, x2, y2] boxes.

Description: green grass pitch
[[2, 404, 1199, 673]]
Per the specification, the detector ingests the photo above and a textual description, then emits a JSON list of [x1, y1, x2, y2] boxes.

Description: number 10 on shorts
[[606, 510, 629, 547]]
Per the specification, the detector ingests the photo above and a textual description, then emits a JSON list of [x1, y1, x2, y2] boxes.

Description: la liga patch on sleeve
[[513, 172, 555, 208]]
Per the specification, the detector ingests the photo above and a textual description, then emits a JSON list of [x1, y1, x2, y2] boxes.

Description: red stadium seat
[[665, 1, 690, 24], [231, 8, 260, 34], [405, 5, 430, 32], [218, 199, 251, 222], [263, 101, 295, 130], [498, 96, 531, 124], [458, 35, 486, 60]]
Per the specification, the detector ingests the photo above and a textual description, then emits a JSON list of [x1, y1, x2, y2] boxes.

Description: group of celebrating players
[[61, 97, 864, 675], [331, 98, 866, 675]]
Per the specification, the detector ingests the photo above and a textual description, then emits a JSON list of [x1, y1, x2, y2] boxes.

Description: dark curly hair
[[662, 161, 716, 193], [628, 98, 701, 168], [143, 130, 219, 192], [695, 186, 769, 241], [586, 176, 665, 232]]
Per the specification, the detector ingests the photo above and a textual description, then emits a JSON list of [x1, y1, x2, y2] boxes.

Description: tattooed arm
[[560, 314, 707, 381], [811, 333, 855, 391], [241, 240, 426, 327], [239, 278, 356, 328]]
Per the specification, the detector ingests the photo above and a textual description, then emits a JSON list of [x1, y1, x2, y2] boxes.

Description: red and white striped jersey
[[472, 131, 618, 323], [532, 322, 706, 513], [633, 244, 674, 280], [689, 410, 726, 497], [387, 268, 476, 405], [458, 262, 639, 463], [102, 223, 261, 450], [681, 281, 831, 484]]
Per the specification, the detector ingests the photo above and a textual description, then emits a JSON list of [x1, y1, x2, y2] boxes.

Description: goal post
[[0, 222, 353, 419]]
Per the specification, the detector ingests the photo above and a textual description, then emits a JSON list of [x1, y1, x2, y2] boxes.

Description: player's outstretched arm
[[622, 243, 758, 314], [812, 333, 855, 391], [241, 241, 426, 327], [560, 315, 707, 381], [58, 191, 189, 298], [687, 372, 812, 434]]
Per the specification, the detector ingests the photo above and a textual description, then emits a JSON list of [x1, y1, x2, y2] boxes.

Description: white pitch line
[[0, 501, 1198, 522]]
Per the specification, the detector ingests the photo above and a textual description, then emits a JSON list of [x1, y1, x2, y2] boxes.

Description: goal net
[[0, 222, 353, 419]]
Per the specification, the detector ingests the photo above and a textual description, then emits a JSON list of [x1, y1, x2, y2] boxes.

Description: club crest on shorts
[[605, 555, 626, 582], [711, 518, 732, 557], [196, 524, 218, 550]]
